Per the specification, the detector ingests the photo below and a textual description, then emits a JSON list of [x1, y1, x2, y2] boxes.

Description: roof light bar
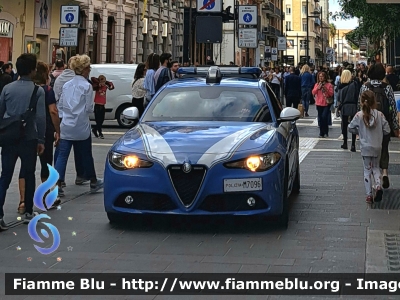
[[206, 66, 222, 84], [177, 66, 262, 77]]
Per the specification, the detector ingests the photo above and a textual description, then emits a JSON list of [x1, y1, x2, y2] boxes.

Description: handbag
[[0, 85, 39, 147], [322, 84, 334, 105]]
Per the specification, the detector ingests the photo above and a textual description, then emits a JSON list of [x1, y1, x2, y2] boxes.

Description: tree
[[332, 0, 400, 47], [329, 23, 336, 48]]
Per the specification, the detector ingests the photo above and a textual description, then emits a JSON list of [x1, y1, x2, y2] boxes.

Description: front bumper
[[104, 159, 285, 217]]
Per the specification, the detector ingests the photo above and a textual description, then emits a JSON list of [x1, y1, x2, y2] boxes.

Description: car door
[[265, 83, 298, 191]]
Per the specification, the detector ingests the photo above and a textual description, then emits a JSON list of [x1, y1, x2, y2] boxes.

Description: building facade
[[284, 0, 325, 66], [0, 0, 183, 65], [334, 29, 360, 65]]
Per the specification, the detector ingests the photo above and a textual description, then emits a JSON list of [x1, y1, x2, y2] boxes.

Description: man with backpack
[[0, 54, 46, 230], [358, 63, 399, 190], [50, 59, 65, 88]]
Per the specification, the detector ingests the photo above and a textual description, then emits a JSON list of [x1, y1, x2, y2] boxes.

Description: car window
[[265, 83, 282, 118], [142, 87, 266, 122]]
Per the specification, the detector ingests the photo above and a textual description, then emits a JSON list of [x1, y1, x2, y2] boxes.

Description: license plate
[[224, 178, 262, 192]]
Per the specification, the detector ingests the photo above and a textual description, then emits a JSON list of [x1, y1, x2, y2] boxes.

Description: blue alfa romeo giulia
[[104, 66, 301, 227]]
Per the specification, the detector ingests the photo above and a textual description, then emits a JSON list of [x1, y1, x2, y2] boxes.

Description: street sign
[[238, 6, 257, 25], [271, 47, 278, 55], [60, 6, 80, 25], [238, 28, 258, 48], [197, 0, 222, 13], [59, 27, 79, 47], [277, 37, 287, 51], [271, 55, 278, 61], [265, 46, 271, 53]]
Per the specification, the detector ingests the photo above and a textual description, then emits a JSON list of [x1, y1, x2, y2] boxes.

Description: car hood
[[117, 122, 276, 167]]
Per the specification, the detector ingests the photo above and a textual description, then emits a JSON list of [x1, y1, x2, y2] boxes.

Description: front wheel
[[116, 105, 135, 128], [277, 166, 289, 229]]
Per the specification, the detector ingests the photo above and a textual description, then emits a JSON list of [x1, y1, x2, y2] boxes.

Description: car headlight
[[108, 152, 153, 170], [224, 153, 281, 172]]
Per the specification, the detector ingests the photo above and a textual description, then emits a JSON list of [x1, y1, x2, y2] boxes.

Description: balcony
[[263, 25, 276, 36], [274, 7, 281, 17], [262, 2, 275, 14]]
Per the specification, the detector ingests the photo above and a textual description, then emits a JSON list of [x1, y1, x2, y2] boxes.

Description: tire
[[292, 156, 300, 194], [277, 165, 289, 229], [116, 104, 135, 128], [107, 212, 120, 223]]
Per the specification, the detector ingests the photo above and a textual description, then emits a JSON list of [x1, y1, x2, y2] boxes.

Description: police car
[[104, 66, 301, 228]]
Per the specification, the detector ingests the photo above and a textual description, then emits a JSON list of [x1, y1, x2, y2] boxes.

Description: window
[[142, 87, 266, 122], [286, 5, 291, 15], [286, 21, 292, 31], [302, 21, 307, 32], [287, 39, 294, 49], [302, 5, 306, 14]]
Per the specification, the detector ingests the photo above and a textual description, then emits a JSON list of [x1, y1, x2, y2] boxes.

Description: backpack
[[365, 82, 393, 132], [49, 73, 56, 88], [0, 85, 39, 146]]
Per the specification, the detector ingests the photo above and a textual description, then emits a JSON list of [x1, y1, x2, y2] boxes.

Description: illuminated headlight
[[224, 153, 281, 172], [108, 152, 153, 170]]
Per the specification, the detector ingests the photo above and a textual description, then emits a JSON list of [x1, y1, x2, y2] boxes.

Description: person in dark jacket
[[300, 64, 315, 117], [385, 66, 398, 92], [337, 70, 358, 151], [0, 63, 13, 94], [284, 67, 301, 108]]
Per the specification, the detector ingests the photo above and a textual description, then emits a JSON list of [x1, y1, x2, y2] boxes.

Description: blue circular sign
[[243, 13, 252, 23], [65, 13, 74, 23], [203, 0, 215, 10]]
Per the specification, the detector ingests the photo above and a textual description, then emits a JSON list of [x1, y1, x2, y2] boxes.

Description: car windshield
[[142, 87, 265, 122]]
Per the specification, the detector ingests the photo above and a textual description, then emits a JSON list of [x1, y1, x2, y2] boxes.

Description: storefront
[[0, 20, 13, 62]]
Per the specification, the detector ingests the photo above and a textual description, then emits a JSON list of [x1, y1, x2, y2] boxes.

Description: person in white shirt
[[270, 67, 282, 101], [54, 55, 103, 196], [53, 56, 88, 189]]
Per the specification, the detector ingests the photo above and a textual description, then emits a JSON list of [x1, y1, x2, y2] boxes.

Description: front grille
[[168, 165, 206, 207], [114, 192, 177, 211], [199, 194, 268, 212]]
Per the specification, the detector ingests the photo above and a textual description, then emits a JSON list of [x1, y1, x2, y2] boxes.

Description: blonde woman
[[300, 64, 315, 117], [55, 54, 103, 197], [337, 70, 359, 151]]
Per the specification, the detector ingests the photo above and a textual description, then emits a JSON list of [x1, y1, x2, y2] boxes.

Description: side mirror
[[279, 107, 301, 122], [122, 107, 139, 120]]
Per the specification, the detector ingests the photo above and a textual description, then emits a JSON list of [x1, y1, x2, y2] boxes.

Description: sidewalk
[[295, 104, 400, 273]]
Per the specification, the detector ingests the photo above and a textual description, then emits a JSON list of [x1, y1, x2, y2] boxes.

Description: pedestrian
[[284, 66, 301, 109], [385, 66, 398, 92], [30, 61, 61, 209], [154, 53, 173, 93], [53, 56, 88, 188], [170, 61, 180, 79], [0, 53, 46, 230], [312, 71, 334, 138], [270, 67, 282, 102], [337, 70, 358, 151], [50, 59, 65, 88], [358, 62, 399, 189], [348, 90, 390, 204], [0, 63, 13, 94], [131, 63, 147, 119], [143, 53, 160, 107], [333, 67, 343, 120], [300, 64, 315, 117], [91, 75, 115, 139], [55, 54, 103, 196]]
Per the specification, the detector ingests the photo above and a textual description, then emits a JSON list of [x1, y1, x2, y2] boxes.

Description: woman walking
[[300, 65, 315, 117], [337, 70, 358, 152], [143, 53, 160, 108], [333, 66, 342, 120], [312, 72, 334, 138], [55, 54, 103, 196], [131, 63, 147, 119], [348, 90, 390, 204]]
